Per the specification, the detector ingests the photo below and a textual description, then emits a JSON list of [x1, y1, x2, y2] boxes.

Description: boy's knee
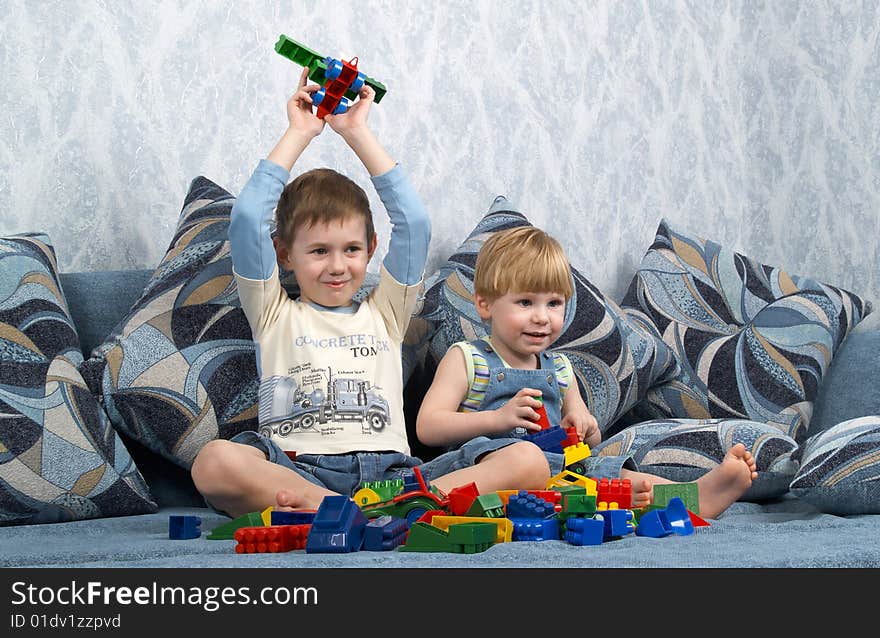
[[505, 441, 551, 481], [191, 439, 239, 487]]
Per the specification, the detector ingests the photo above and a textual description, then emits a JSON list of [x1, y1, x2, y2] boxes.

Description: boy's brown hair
[[275, 168, 375, 244], [474, 226, 574, 301]]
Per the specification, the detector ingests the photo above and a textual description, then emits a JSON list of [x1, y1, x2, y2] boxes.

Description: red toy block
[[563, 426, 580, 448], [234, 524, 310, 553], [532, 396, 552, 429], [596, 478, 632, 510], [447, 482, 480, 516]]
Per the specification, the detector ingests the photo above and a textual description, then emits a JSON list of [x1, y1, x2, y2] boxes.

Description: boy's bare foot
[[275, 485, 336, 512], [695, 443, 758, 519]]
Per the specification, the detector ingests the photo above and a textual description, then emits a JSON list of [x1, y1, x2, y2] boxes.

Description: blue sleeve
[[371, 165, 431, 285], [229, 159, 290, 280]]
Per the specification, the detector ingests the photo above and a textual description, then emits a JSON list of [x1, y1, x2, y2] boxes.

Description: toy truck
[[258, 368, 390, 437]]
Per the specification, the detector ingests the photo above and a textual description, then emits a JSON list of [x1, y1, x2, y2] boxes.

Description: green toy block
[[398, 522, 454, 553], [653, 483, 700, 515], [560, 492, 597, 517], [359, 479, 403, 502], [465, 493, 505, 518], [206, 512, 264, 540], [448, 522, 495, 554]]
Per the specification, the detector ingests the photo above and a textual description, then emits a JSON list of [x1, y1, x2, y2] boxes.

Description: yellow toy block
[[429, 516, 513, 543], [563, 442, 591, 466], [548, 470, 597, 494], [260, 506, 274, 527]]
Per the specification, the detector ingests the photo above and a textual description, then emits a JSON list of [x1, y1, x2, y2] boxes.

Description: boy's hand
[[324, 84, 375, 137], [561, 410, 601, 447], [287, 67, 325, 138], [494, 388, 545, 434]]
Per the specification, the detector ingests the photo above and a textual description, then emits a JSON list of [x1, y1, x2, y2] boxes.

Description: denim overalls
[[461, 338, 636, 479]]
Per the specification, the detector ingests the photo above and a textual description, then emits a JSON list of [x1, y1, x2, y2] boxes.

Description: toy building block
[[465, 493, 505, 518], [169, 515, 201, 540], [596, 478, 632, 510], [563, 441, 592, 476], [596, 509, 635, 539], [414, 509, 447, 525], [564, 517, 605, 546], [206, 511, 265, 540], [274, 34, 388, 115], [305, 496, 368, 553], [532, 396, 552, 429], [271, 510, 317, 526], [523, 425, 567, 453], [548, 470, 598, 494], [355, 478, 404, 505], [446, 522, 496, 553], [511, 517, 560, 542], [559, 491, 597, 518], [506, 491, 556, 519], [563, 426, 580, 448], [234, 524, 310, 553], [398, 522, 456, 553], [446, 482, 480, 516], [430, 516, 513, 544], [260, 506, 274, 527], [635, 497, 695, 538], [362, 516, 408, 551], [652, 483, 699, 515]]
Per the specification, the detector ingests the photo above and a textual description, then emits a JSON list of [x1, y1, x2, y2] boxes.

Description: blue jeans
[[229, 430, 522, 498]]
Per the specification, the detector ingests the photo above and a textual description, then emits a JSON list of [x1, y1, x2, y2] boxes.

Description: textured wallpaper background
[[1, 0, 877, 305]]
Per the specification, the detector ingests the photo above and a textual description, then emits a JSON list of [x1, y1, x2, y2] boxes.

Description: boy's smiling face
[[475, 290, 566, 367], [278, 215, 377, 307]]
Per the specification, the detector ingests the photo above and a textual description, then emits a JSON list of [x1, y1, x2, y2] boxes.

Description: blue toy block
[[511, 517, 560, 541], [305, 496, 368, 553], [597, 509, 635, 538], [564, 517, 604, 546], [363, 516, 409, 551], [169, 515, 201, 540], [522, 426, 567, 453], [271, 510, 317, 526], [506, 491, 556, 519], [636, 497, 694, 538], [635, 509, 674, 537]]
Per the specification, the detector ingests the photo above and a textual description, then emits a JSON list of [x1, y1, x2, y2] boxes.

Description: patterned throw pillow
[[620, 218, 872, 444], [789, 416, 880, 515], [0, 233, 157, 525], [79, 178, 260, 468], [409, 196, 677, 432], [592, 418, 800, 500]]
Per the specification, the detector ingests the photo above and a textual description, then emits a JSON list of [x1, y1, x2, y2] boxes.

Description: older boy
[[191, 69, 548, 518]]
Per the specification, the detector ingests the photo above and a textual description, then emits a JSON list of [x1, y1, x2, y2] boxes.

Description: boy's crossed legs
[[192, 435, 550, 519]]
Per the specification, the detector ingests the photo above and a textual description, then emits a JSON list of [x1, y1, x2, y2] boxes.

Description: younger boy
[[191, 69, 549, 519], [416, 226, 758, 518]]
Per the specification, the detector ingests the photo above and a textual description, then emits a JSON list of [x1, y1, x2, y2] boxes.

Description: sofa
[[1, 180, 879, 568]]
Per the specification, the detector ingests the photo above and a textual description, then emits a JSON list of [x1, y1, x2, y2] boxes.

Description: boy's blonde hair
[[474, 226, 574, 302], [275, 168, 375, 245]]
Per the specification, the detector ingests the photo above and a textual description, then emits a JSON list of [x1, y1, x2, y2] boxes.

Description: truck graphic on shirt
[[258, 368, 389, 437]]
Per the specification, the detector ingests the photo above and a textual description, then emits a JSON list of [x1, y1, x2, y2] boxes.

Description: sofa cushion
[[0, 233, 157, 525], [620, 218, 872, 444], [409, 196, 677, 433], [79, 178, 260, 469], [809, 312, 880, 434], [789, 416, 880, 515], [592, 418, 800, 500]]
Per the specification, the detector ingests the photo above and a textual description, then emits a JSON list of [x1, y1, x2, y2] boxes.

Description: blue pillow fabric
[[0, 233, 156, 525], [789, 416, 880, 515], [620, 218, 872, 444]]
